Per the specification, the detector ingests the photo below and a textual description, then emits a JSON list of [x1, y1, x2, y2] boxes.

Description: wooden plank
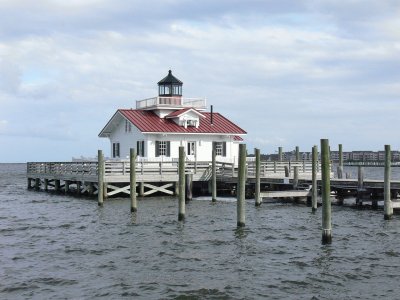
[[107, 184, 132, 196], [143, 183, 174, 196], [260, 190, 311, 198], [391, 201, 400, 209]]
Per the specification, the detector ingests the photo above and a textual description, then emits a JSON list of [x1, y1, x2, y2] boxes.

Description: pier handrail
[[27, 160, 213, 177], [27, 159, 325, 179]]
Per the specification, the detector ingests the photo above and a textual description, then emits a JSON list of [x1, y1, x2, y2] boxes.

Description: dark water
[[2, 164, 400, 300]]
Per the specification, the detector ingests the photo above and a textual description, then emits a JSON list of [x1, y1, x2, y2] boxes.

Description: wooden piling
[[321, 139, 332, 244], [88, 182, 94, 196], [284, 166, 290, 177], [140, 182, 144, 197], [65, 180, 70, 194], [130, 148, 137, 212], [98, 150, 104, 206], [76, 181, 81, 195], [311, 145, 318, 212], [278, 147, 283, 162], [357, 166, 364, 204], [174, 181, 179, 196], [255, 148, 261, 207], [295, 146, 300, 161], [178, 146, 185, 221], [237, 143, 246, 227], [185, 173, 193, 201], [44, 179, 48, 191], [384, 144, 393, 220], [27, 178, 32, 189], [338, 144, 343, 179], [103, 184, 108, 199], [34, 178, 40, 191], [211, 145, 217, 202], [55, 180, 60, 193], [293, 166, 299, 190]]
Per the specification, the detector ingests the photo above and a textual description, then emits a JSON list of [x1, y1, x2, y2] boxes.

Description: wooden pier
[[27, 158, 400, 201], [27, 159, 321, 196]]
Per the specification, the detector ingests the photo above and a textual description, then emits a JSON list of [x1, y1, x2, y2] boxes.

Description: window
[[187, 120, 197, 127], [187, 142, 196, 156], [112, 142, 120, 158], [125, 120, 131, 133], [213, 142, 226, 157], [137, 140, 145, 157], [155, 141, 170, 157]]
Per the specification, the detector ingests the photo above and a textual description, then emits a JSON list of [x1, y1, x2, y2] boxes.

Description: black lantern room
[[158, 70, 183, 97]]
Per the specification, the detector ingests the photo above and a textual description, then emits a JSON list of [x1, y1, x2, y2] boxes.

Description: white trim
[[165, 108, 206, 119]]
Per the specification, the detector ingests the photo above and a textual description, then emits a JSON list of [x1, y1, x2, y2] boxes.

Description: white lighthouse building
[[99, 70, 246, 162]]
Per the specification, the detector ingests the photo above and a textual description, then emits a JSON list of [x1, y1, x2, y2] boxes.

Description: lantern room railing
[[136, 96, 207, 110]]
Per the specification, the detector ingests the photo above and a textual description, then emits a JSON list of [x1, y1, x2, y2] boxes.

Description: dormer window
[[165, 107, 205, 128]]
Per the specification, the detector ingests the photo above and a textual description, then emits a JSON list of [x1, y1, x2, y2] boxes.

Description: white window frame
[[215, 142, 223, 156], [187, 141, 196, 156], [159, 141, 167, 156], [112, 142, 120, 158]]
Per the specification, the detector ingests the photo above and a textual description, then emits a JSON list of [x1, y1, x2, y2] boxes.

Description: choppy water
[[2, 163, 400, 299]]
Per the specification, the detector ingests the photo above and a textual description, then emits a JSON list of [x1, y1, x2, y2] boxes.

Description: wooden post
[[212, 144, 217, 202], [338, 144, 343, 179], [278, 147, 283, 162], [185, 173, 193, 201], [89, 182, 94, 196], [293, 166, 299, 190], [356, 166, 364, 205], [44, 179, 48, 191], [255, 148, 261, 207], [384, 144, 393, 220], [237, 144, 246, 227], [130, 148, 137, 212], [139, 182, 144, 196], [284, 166, 290, 177], [55, 179, 60, 193], [65, 180, 70, 194], [174, 181, 179, 195], [178, 146, 185, 221], [311, 145, 318, 212], [98, 150, 104, 206], [321, 139, 332, 244], [76, 181, 81, 195], [34, 178, 40, 191], [27, 178, 32, 189], [103, 184, 108, 199], [295, 146, 300, 161]]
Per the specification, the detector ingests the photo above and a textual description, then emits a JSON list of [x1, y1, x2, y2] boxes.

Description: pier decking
[[27, 159, 400, 199], [27, 160, 320, 196]]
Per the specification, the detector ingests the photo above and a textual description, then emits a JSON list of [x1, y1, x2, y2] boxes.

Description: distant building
[[99, 70, 247, 162]]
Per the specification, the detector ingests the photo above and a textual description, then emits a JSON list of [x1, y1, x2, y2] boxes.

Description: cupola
[[158, 70, 183, 97]]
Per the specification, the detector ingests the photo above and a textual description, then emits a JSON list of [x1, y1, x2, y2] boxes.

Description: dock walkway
[[27, 160, 400, 198]]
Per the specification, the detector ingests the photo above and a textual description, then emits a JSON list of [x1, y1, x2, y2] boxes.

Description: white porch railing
[[136, 96, 206, 110]]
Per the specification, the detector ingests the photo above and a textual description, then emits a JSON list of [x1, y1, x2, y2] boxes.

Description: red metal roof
[[119, 109, 247, 135]]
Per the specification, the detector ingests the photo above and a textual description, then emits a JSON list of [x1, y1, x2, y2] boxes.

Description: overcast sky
[[1, 0, 399, 162]]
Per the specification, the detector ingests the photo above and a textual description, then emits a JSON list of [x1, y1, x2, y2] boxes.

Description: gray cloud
[[0, 0, 399, 161]]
